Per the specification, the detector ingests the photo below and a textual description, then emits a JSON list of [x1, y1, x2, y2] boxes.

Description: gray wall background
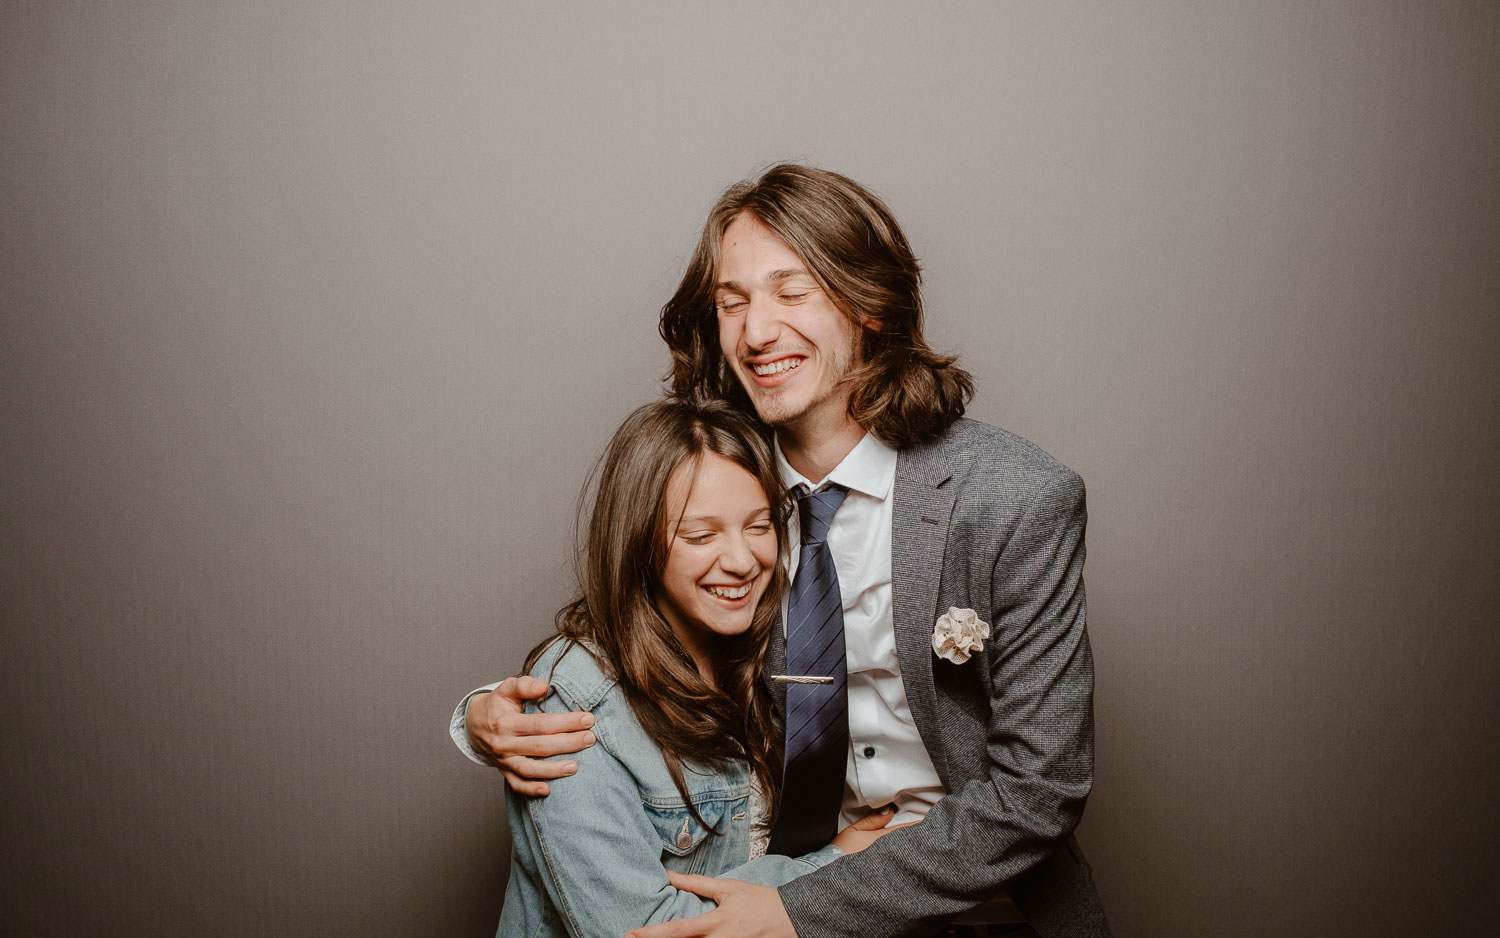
[[3, 2, 1496, 935]]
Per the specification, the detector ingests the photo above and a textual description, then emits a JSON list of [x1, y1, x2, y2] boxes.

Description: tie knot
[[797, 484, 848, 545]]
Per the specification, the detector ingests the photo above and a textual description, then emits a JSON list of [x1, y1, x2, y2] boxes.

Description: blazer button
[[863, 745, 876, 758]]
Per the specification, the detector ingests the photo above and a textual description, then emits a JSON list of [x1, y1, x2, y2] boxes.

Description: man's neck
[[776, 416, 868, 484]]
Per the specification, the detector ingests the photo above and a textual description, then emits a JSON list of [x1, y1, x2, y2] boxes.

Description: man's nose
[[741, 294, 781, 349]]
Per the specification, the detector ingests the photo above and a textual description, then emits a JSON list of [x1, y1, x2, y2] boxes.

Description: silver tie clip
[[770, 675, 834, 684]]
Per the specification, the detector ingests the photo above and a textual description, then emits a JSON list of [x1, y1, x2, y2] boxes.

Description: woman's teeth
[[705, 584, 751, 599]]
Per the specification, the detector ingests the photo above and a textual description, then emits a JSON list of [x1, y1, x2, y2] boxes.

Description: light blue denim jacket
[[497, 639, 841, 938]]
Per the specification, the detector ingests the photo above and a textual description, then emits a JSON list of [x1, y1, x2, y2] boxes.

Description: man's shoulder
[[525, 637, 620, 713], [920, 417, 1082, 491]]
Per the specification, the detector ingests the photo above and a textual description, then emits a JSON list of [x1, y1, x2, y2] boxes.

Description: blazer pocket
[[644, 798, 730, 857]]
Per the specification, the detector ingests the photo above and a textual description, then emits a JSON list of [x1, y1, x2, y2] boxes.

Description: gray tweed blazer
[[769, 419, 1111, 938]]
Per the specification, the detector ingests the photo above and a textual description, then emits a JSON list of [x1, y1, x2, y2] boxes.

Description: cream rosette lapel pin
[[931, 607, 990, 665]]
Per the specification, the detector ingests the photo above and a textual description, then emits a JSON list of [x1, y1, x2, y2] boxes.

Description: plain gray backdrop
[[3, 2, 1497, 936]]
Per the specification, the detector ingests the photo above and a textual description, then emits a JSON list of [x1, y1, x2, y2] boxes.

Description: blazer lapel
[[891, 439, 960, 783]]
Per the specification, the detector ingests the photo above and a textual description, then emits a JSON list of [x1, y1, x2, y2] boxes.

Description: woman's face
[[655, 451, 778, 677]]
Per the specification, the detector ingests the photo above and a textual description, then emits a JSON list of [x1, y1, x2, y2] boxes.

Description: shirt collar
[[773, 431, 897, 502]]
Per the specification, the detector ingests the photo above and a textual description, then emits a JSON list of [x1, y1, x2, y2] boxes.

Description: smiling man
[[454, 165, 1110, 938]]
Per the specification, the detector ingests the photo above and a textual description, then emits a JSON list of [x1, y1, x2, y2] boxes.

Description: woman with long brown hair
[[495, 398, 893, 938]]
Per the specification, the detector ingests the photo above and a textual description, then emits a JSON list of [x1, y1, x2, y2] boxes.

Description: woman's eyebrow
[[675, 507, 770, 526]]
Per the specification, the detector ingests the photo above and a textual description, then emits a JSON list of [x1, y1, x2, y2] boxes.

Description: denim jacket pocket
[[644, 798, 733, 857]]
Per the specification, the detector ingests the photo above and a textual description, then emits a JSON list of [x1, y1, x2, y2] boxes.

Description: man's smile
[[752, 357, 804, 377]]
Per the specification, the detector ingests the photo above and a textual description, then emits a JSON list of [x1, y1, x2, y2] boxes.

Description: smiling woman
[[654, 450, 779, 679], [496, 399, 899, 938]]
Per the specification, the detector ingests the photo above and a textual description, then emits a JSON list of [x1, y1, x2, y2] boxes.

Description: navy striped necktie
[[768, 483, 849, 856]]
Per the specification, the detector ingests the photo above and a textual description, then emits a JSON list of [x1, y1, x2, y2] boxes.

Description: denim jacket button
[[676, 817, 693, 851]]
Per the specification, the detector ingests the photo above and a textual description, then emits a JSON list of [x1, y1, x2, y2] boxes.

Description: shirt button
[[863, 745, 876, 758]]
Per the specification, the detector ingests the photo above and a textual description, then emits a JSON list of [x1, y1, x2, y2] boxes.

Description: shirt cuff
[[449, 682, 501, 765]]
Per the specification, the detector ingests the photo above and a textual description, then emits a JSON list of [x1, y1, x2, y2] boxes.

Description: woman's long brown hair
[[523, 398, 787, 828]]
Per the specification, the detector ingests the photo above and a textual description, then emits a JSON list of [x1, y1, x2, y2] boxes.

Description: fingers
[[847, 805, 896, 831], [487, 727, 596, 758], [469, 689, 596, 760], [495, 674, 551, 702], [625, 905, 723, 938], [665, 871, 730, 902], [498, 754, 578, 780], [626, 920, 703, 938], [498, 768, 551, 797], [472, 688, 594, 738], [506, 710, 595, 738], [496, 753, 584, 796]]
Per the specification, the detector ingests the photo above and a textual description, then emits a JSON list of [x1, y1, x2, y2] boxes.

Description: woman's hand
[[829, 806, 919, 854]]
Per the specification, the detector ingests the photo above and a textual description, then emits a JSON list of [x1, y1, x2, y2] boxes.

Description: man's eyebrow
[[715, 268, 813, 291]]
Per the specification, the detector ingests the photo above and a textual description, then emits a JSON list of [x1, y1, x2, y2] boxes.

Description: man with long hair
[[456, 164, 1110, 938]]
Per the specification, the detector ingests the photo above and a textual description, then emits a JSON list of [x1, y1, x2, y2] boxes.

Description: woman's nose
[[719, 532, 756, 575]]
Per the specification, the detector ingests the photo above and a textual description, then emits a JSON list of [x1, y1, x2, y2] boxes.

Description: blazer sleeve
[[777, 472, 1094, 938]]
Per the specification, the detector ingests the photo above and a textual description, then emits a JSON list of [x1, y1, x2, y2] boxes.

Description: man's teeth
[[705, 584, 751, 599], [753, 359, 801, 376]]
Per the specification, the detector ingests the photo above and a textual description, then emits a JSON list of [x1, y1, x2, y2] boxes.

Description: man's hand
[[624, 874, 794, 938], [465, 675, 597, 796]]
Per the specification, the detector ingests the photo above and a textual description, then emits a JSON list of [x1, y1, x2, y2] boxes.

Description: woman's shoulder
[[525, 636, 620, 713]]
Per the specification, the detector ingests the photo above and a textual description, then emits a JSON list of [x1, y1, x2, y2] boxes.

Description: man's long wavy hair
[[660, 163, 974, 448], [523, 398, 788, 826]]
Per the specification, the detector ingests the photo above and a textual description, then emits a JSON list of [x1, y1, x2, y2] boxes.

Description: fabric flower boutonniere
[[931, 607, 990, 665]]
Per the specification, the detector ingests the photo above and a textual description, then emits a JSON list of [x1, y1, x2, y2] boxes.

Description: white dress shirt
[[775, 432, 944, 827]]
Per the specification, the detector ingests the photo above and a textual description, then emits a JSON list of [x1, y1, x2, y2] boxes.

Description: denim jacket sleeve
[[715, 846, 843, 887]]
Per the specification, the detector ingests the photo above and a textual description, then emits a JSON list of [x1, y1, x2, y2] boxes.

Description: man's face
[[713, 213, 862, 434]]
